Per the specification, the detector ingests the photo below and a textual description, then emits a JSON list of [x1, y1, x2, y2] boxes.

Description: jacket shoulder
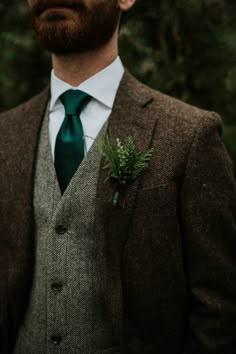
[[124, 71, 221, 133], [144, 83, 219, 128], [0, 87, 50, 124], [123, 72, 223, 170]]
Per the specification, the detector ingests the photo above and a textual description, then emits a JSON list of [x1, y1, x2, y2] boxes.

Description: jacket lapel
[[95, 71, 157, 339], [0, 87, 50, 343]]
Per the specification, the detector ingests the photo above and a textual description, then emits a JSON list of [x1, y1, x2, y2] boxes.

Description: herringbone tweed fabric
[[14, 109, 114, 354]]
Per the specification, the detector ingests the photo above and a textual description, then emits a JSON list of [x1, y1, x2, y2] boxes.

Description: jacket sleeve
[[181, 113, 236, 353]]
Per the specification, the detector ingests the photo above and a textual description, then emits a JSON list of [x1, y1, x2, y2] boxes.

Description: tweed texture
[[0, 71, 236, 354], [14, 108, 113, 353]]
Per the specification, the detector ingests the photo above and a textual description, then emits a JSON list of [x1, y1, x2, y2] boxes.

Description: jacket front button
[[50, 335, 62, 345], [55, 225, 67, 235]]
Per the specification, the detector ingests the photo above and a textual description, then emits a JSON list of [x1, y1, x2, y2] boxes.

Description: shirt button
[[50, 335, 62, 345], [51, 282, 63, 292], [55, 225, 67, 234]]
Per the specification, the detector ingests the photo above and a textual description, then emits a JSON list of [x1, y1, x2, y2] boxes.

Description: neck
[[52, 31, 118, 86]]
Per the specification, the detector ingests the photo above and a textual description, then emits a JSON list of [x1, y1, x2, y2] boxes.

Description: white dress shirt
[[49, 57, 124, 159]]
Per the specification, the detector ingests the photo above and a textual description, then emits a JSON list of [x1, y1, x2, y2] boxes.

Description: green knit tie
[[55, 89, 92, 194]]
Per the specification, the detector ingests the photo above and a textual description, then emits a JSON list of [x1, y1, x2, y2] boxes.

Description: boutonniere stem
[[102, 135, 154, 207], [113, 191, 120, 207]]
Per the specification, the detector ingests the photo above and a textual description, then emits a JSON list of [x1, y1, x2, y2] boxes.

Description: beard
[[29, 0, 120, 55]]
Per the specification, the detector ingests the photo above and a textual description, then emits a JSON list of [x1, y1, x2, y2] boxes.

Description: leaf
[[102, 134, 154, 185]]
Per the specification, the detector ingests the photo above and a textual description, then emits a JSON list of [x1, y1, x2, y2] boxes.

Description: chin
[[36, 30, 93, 55]]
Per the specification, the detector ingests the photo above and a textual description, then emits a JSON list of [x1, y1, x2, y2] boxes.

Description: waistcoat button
[[51, 282, 63, 292], [50, 335, 62, 345], [55, 225, 67, 234]]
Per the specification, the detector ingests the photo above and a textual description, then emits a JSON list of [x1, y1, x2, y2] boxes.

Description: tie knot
[[59, 89, 92, 115]]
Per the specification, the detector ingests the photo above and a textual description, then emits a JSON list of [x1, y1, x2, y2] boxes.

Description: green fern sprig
[[102, 135, 154, 206]]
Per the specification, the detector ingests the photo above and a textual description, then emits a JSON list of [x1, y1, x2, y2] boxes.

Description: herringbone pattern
[[14, 109, 114, 353]]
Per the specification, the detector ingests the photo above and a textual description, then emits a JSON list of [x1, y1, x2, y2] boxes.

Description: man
[[0, 0, 236, 353]]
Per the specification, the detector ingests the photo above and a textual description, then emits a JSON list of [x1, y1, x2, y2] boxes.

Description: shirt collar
[[50, 56, 124, 111]]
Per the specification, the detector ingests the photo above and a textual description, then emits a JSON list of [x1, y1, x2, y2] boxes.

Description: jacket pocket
[[135, 183, 177, 217], [95, 345, 121, 353]]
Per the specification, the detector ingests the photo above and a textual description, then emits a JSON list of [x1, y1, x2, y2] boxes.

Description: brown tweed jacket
[[0, 71, 236, 354]]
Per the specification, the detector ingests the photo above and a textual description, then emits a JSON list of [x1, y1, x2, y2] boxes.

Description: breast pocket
[[95, 345, 121, 354], [135, 184, 177, 217]]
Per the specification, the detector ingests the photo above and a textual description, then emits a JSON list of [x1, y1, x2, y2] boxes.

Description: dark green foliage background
[[1, 0, 236, 169]]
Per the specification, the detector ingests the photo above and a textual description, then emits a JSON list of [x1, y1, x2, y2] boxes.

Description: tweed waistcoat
[[14, 109, 115, 354]]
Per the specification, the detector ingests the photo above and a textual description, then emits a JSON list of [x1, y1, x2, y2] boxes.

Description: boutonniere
[[102, 135, 154, 207]]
